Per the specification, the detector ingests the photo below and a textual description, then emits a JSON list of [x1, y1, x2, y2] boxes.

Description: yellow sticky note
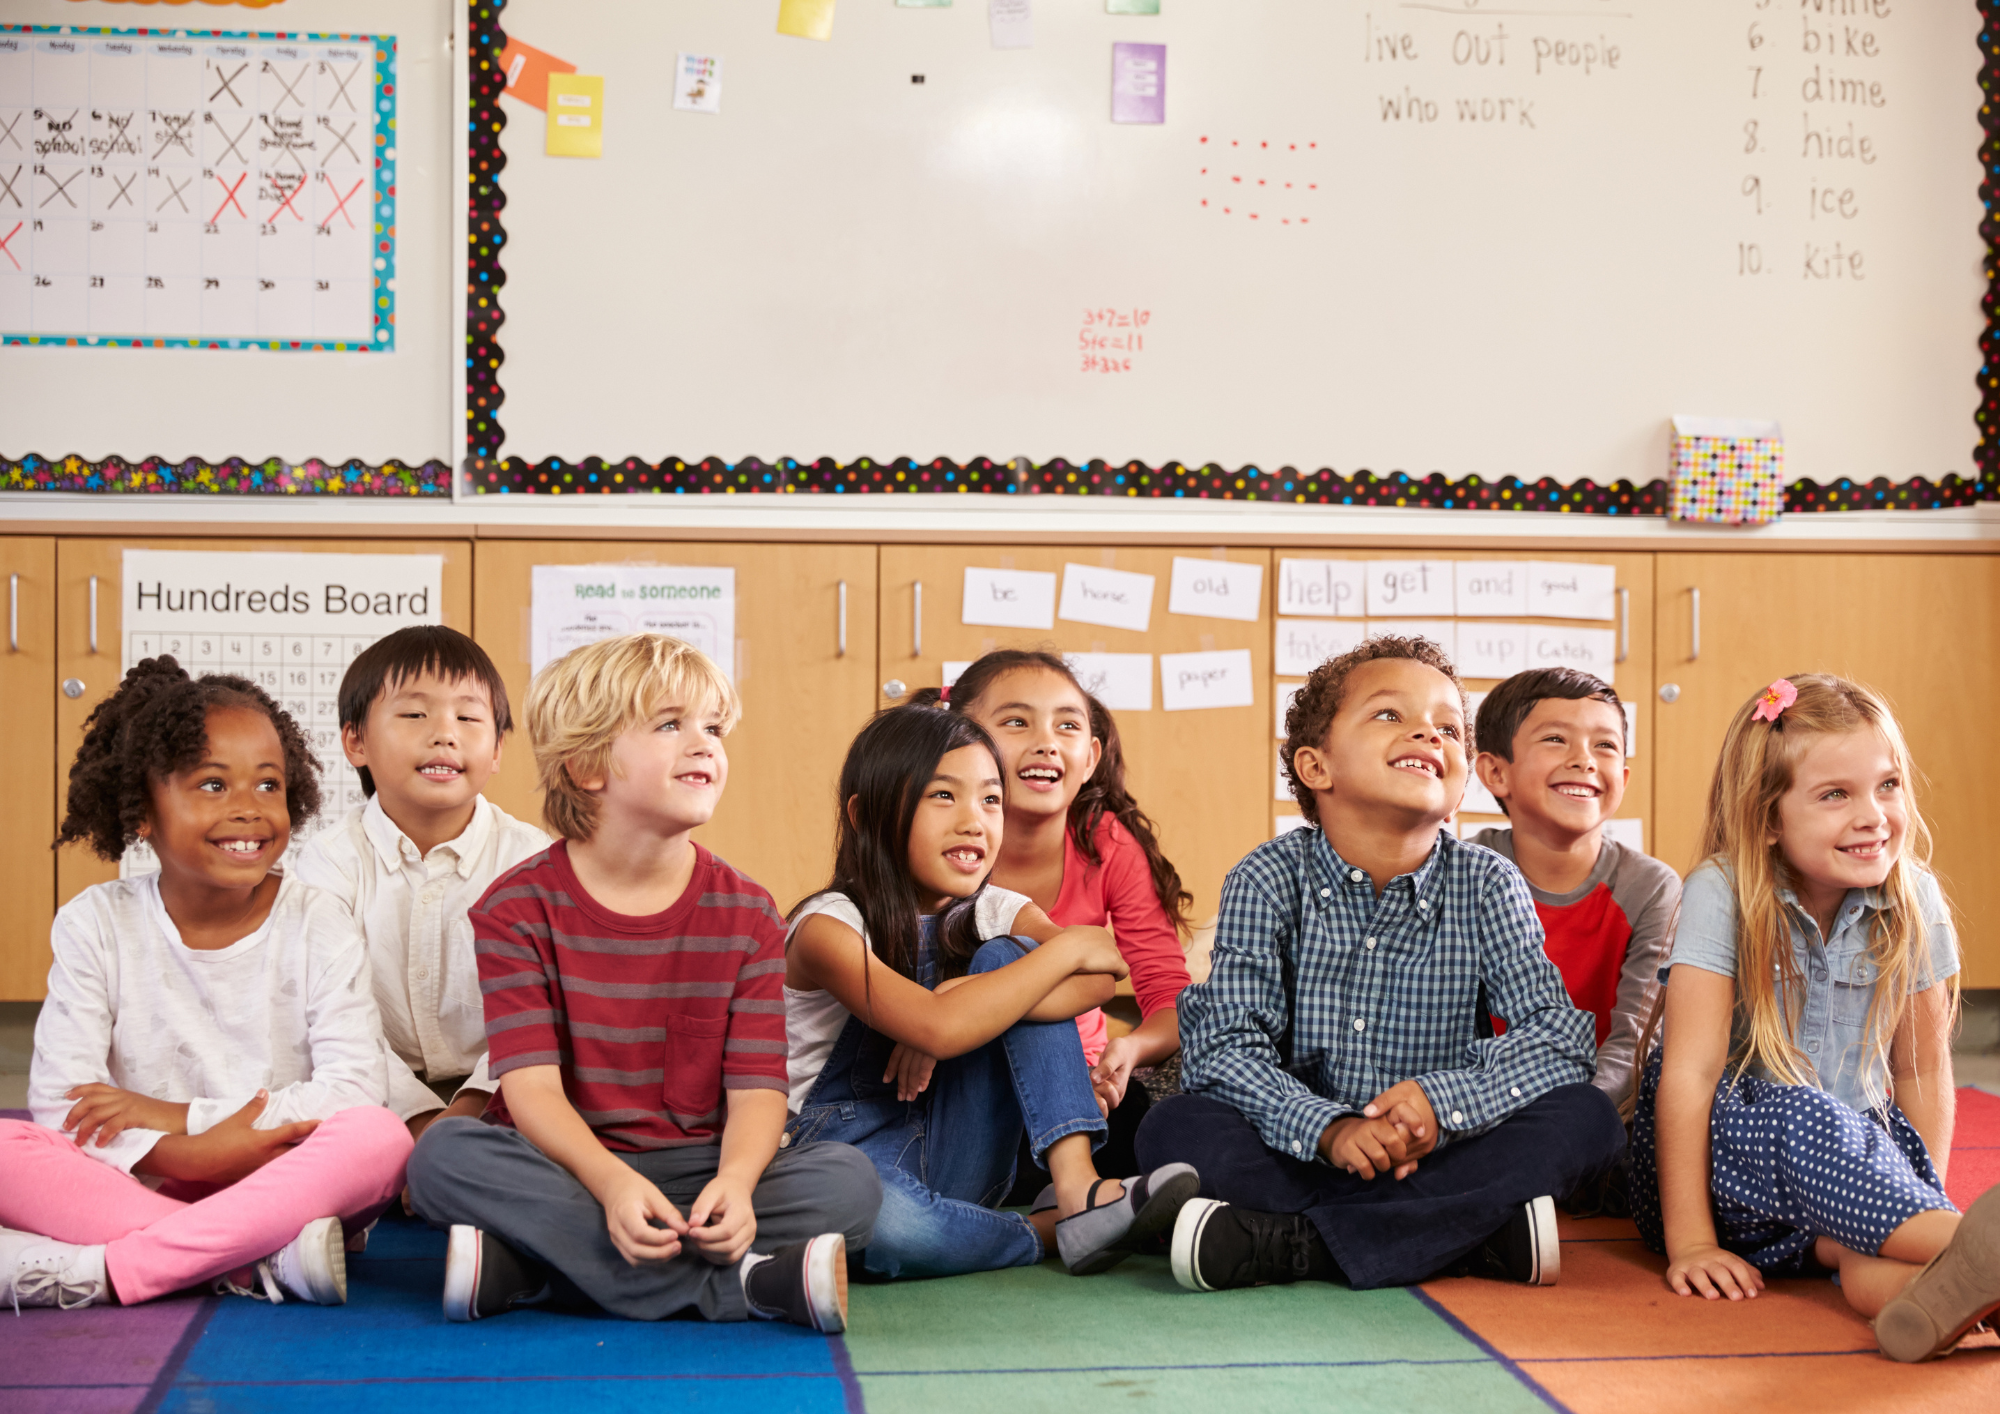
[[777, 0, 836, 41], [545, 74, 605, 158]]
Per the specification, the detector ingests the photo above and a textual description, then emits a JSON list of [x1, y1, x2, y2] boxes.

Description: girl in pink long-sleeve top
[[915, 651, 1193, 1178]]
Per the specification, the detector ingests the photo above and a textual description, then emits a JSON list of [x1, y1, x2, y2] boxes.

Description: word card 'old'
[[1169, 557, 1262, 623]]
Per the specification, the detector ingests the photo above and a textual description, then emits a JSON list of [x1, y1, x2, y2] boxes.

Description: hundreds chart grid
[[0, 25, 397, 350], [119, 629, 377, 877]]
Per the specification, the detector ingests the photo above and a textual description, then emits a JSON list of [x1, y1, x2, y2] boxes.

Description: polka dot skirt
[[1629, 1050, 1956, 1275]]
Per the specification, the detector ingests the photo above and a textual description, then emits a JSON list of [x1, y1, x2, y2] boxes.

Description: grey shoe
[[1053, 1163, 1200, 1275], [1029, 1183, 1058, 1216]]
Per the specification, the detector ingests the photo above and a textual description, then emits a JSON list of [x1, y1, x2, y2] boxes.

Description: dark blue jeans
[[1136, 1084, 1625, 1289], [785, 934, 1106, 1280]]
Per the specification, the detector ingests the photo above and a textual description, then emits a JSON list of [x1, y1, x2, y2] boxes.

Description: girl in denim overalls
[[1633, 674, 1998, 1361], [782, 706, 1199, 1280]]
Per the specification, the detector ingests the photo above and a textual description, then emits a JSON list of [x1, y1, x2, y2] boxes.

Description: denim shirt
[[1663, 862, 1959, 1114]]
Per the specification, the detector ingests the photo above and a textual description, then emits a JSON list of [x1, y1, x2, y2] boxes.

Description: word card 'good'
[[1059, 563, 1154, 633], [963, 566, 1057, 629], [1160, 648, 1253, 712], [1527, 562, 1617, 621], [1168, 556, 1262, 622]]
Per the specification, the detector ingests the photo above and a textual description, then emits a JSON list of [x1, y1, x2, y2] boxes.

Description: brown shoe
[[1874, 1185, 2000, 1362]]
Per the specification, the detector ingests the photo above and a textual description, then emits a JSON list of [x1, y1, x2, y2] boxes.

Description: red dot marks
[[1224, 207, 1232, 213], [1289, 143, 1297, 150], [1258, 179, 1266, 185], [1250, 212, 1260, 219], [1231, 175, 1241, 183], [1200, 167, 1208, 174], [1309, 183, 1318, 190], [1260, 140, 1268, 148], [1285, 182, 1293, 189], [1230, 140, 1239, 146], [1199, 135, 1209, 143], [1201, 198, 1208, 206]]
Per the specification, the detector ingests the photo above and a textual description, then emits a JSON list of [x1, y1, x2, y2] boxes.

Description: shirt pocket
[[1829, 950, 1882, 1033], [662, 1011, 731, 1125], [444, 917, 485, 1011]]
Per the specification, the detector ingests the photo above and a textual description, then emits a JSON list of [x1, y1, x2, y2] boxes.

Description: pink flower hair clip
[[1751, 678, 1797, 724]]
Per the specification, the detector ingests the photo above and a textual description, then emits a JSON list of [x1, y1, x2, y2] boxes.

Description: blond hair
[[1696, 673, 1955, 1106], [525, 633, 741, 841]]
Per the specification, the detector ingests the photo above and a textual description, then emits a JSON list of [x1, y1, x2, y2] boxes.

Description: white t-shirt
[[293, 794, 551, 1119], [783, 887, 1030, 1111], [29, 871, 390, 1177]]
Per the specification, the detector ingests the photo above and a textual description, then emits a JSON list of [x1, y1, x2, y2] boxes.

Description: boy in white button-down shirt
[[295, 627, 551, 1148]]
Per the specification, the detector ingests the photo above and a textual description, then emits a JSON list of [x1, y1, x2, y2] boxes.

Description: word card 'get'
[[546, 74, 604, 158], [1168, 557, 1262, 623]]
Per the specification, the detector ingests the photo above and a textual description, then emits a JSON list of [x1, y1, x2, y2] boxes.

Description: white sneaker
[[217, 1217, 347, 1306], [0, 1227, 110, 1311]]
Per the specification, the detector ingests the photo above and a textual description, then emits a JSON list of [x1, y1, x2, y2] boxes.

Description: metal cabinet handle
[[1616, 586, 1629, 664], [1689, 586, 1701, 662], [837, 580, 848, 658], [8, 573, 16, 653], [912, 581, 923, 658], [88, 575, 99, 655]]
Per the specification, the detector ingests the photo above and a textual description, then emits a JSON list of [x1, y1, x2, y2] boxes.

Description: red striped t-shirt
[[472, 840, 790, 1151]]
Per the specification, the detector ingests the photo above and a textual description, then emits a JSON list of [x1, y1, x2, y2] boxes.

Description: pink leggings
[[0, 1106, 412, 1304]]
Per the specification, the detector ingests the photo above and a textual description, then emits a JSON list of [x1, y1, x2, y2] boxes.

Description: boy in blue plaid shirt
[[1139, 637, 1625, 1293]]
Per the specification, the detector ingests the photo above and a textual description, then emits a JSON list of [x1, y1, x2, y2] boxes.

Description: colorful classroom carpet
[[9, 1093, 2000, 1414]]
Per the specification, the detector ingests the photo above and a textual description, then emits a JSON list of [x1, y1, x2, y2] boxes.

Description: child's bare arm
[[1889, 982, 1956, 1184], [1655, 967, 1763, 1301], [688, 1088, 788, 1266], [1000, 905, 1120, 1020]]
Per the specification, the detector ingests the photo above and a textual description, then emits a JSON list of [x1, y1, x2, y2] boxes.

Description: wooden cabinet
[[1652, 554, 2000, 986], [0, 538, 57, 1001], [52, 538, 475, 916], [877, 546, 1273, 925], [472, 541, 879, 914]]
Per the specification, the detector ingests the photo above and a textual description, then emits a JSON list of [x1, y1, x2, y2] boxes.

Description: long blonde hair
[[1696, 673, 1954, 1104]]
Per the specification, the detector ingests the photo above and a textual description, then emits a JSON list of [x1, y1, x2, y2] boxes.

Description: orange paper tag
[[496, 37, 577, 112]]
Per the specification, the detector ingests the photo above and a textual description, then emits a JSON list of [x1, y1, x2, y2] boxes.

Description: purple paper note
[[1111, 42, 1165, 124]]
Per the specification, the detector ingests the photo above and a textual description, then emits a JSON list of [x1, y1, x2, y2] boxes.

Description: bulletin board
[[467, 0, 1996, 511], [0, 0, 454, 492]]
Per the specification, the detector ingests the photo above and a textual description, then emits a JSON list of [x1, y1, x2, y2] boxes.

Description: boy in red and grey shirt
[[407, 634, 878, 1332]]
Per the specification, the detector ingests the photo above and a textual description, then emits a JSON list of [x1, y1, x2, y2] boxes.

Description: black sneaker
[[1170, 1199, 1337, 1292], [442, 1225, 550, 1322], [1468, 1195, 1560, 1286], [743, 1233, 848, 1333]]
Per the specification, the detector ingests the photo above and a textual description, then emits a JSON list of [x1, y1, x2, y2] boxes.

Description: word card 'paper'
[[778, 0, 837, 41], [1528, 562, 1617, 621], [963, 566, 1056, 630], [1059, 563, 1154, 633], [1276, 682, 1302, 739], [1367, 620, 1457, 657], [1622, 701, 1638, 758], [674, 54, 723, 113], [531, 565, 734, 679], [1604, 818, 1646, 855], [1064, 653, 1153, 712], [1169, 557, 1262, 623], [120, 550, 444, 875], [1460, 775, 1503, 817], [1457, 623, 1531, 681], [1278, 559, 1365, 619], [1528, 627, 1617, 684], [990, 0, 1034, 49], [1365, 560, 1454, 617], [1161, 649, 1254, 713], [1112, 42, 1166, 123], [545, 74, 604, 158], [498, 37, 578, 110], [1454, 563, 1530, 618], [1275, 814, 1311, 838], [1274, 618, 1364, 678]]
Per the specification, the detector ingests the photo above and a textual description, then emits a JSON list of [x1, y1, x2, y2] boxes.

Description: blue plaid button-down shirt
[[1180, 825, 1596, 1162]]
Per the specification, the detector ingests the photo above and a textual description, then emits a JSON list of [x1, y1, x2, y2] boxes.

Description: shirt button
[[1320, 887, 1331, 898], [1365, 937, 1377, 950], [1291, 1139, 1302, 1152], [1349, 869, 1364, 882], [1353, 1018, 1366, 1032], [1451, 1111, 1464, 1125], [1510, 1086, 1521, 1097], [1418, 900, 1430, 912], [416, 968, 429, 980]]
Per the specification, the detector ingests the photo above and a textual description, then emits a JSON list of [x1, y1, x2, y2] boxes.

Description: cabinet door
[[473, 541, 879, 914], [0, 539, 57, 1001], [1269, 550, 1655, 848], [1654, 554, 2000, 985], [879, 546, 1272, 926], [54, 538, 474, 909]]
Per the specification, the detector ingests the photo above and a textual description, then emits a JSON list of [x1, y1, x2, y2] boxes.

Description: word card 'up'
[[1456, 623, 1531, 680], [1278, 559, 1365, 618], [1168, 556, 1262, 622], [963, 566, 1057, 629], [1059, 562, 1154, 633]]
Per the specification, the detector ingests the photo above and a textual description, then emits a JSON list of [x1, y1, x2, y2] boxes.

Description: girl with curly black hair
[[0, 657, 411, 1312]]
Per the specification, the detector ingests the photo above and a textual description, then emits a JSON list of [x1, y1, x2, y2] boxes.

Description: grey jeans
[[406, 1117, 881, 1321]]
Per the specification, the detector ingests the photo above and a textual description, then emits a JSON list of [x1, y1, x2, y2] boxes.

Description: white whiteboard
[[0, 0, 453, 465], [493, 0, 1984, 487]]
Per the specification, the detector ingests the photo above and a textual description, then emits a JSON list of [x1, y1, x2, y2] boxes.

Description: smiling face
[[962, 668, 1102, 825], [343, 669, 503, 823], [903, 743, 1005, 904], [1292, 656, 1467, 830], [1772, 727, 1906, 915], [1477, 696, 1628, 841], [581, 692, 730, 841], [142, 705, 292, 892]]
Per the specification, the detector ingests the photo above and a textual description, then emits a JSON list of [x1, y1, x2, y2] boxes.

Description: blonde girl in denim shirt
[[1631, 674, 2000, 1362]]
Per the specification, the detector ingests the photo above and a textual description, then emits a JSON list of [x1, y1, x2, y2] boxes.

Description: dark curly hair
[[1280, 635, 1464, 825], [55, 656, 323, 862]]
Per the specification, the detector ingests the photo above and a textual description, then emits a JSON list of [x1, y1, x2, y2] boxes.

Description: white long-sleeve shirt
[[292, 794, 550, 1120], [30, 871, 389, 1176]]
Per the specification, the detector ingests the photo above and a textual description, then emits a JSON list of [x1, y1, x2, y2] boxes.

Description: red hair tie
[[939, 684, 953, 705]]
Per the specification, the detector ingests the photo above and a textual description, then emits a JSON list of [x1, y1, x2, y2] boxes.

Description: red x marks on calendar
[[0, 222, 20, 272], [318, 173, 364, 231], [269, 174, 308, 224], [210, 172, 248, 223]]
